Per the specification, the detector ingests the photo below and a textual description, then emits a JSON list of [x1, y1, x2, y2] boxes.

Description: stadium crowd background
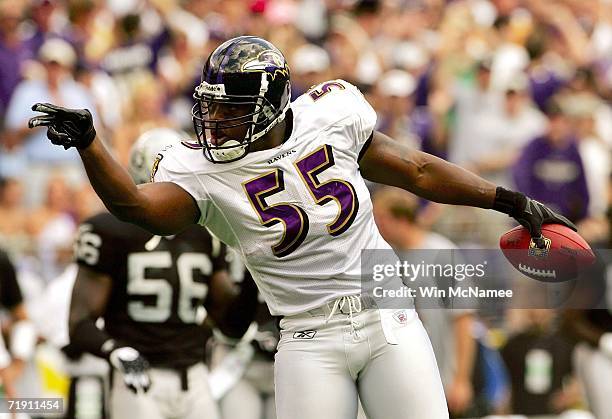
[[0, 0, 610, 417]]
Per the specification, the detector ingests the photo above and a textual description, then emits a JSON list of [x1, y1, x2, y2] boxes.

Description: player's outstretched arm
[[81, 138, 199, 235], [360, 131, 576, 242], [360, 131, 497, 206], [28, 103, 199, 235]]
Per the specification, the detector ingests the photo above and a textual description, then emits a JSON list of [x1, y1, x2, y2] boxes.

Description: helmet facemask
[[192, 74, 290, 163]]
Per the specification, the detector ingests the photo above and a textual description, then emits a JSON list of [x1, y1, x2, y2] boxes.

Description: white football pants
[[274, 297, 449, 419], [110, 362, 220, 419]]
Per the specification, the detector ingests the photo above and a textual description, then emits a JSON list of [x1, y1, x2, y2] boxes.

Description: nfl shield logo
[[393, 310, 408, 325], [528, 236, 551, 259]]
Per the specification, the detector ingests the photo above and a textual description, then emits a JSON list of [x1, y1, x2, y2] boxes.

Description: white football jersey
[[155, 80, 394, 315]]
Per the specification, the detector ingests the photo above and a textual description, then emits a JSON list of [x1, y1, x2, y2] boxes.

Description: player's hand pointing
[[28, 103, 96, 150], [493, 187, 577, 248], [109, 347, 151, 393]]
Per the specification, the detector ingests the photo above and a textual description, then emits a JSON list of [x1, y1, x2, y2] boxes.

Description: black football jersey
[[75, 212, 227, 368]]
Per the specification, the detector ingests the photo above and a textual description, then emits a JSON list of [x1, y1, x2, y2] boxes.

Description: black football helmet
[[192, 36, 291, 163]]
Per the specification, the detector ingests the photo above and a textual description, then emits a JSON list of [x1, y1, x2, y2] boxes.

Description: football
[[500, 224, 596, 282]]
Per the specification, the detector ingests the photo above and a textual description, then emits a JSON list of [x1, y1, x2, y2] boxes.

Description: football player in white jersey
[[29, 36, 575, 419]]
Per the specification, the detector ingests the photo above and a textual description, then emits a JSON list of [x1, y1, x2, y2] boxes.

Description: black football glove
[[109, 347, 151, 393], [493, 187, 577, 248], [28, 103, 96, 150]]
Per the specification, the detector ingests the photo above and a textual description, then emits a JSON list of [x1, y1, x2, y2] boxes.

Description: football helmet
[[128, 128, 187, 184], [192, 36, 291, 163]]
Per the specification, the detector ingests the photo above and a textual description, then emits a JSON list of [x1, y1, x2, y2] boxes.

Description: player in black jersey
[[68, 129, 256, 419]]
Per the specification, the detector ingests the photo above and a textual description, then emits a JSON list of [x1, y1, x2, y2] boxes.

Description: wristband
[[78, 122, 96, 149], [492, 187, 526, 216], [70, 318, 113, 358]]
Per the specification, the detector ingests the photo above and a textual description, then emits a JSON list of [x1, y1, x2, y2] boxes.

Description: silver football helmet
[[128, 128, 187, 184]]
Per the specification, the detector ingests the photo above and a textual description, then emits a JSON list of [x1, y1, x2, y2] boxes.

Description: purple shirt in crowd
[[410, 106, 447, 159], [0, 31, 74, 117], [513, 136, 589, 222], [528, 68, 565, 111], [0, 41, 33, 116]]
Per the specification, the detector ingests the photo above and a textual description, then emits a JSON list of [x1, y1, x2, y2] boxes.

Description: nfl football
[[500, 224, 596, 282]]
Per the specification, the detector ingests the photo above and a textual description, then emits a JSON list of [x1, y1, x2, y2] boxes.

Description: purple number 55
[[243, 145, 359, 257]]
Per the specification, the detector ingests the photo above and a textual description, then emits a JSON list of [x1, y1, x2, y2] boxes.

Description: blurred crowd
[[0, 0, 610, 418]]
